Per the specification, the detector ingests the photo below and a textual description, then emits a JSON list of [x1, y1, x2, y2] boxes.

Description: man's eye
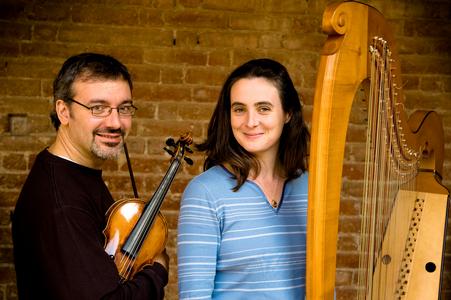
[[119, 105, 133, 113], [91, 105, 108, 113]]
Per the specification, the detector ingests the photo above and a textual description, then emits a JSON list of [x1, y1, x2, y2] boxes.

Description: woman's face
[[230, 77, 290, 160]]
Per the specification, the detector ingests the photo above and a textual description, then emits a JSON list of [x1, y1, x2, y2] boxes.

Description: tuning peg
[[184, 157, 193, 165], [166, 138, 176, 147], [185, 146, 193, 154], [164, 147, 174, 156]]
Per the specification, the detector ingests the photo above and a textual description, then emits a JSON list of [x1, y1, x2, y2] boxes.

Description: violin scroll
[[163, 132, 194, 165]]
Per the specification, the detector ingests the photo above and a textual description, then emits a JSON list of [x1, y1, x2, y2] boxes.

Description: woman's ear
[[55, 99, 70, 126], [285, 112, 292, 124]]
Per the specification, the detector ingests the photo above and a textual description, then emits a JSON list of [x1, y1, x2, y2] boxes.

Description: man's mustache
[[93, 128, 125, 136]]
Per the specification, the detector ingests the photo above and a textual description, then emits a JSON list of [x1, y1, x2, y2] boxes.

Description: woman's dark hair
[[50, 52, 133, 130], [197, 58, 310, 191]]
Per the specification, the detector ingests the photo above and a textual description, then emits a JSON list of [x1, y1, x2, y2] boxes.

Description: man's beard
[[90, 128, 124, 160]]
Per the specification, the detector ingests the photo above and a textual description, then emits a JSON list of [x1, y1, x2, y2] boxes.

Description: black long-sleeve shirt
[[12, 149, 168, 300]]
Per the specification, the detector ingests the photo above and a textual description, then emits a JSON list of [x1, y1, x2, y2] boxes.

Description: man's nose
[[104, 109, 122, 128]]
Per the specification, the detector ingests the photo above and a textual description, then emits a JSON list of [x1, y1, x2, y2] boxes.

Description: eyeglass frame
[[66, 97, 138, 117]]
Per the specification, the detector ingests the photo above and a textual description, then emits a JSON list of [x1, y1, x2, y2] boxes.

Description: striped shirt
[[177, 165, 308, 299]]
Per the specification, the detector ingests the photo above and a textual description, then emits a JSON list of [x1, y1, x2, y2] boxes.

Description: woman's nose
[[245, 110, 259, 127]]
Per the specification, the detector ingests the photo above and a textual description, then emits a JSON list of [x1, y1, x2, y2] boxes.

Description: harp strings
[[357, 37, 421, 299]]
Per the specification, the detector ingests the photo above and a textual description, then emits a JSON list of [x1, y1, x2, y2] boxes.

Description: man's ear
[[55, 99, 70, 125]]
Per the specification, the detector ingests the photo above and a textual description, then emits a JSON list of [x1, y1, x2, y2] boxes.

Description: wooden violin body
[[104, 198, 168, 280], [103, 133, 193, 281]]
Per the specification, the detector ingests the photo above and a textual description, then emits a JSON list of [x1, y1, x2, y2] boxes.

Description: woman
[[177, 58, 309, 299]]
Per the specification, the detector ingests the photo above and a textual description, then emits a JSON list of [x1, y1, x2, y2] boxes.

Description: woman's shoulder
[[185, 165, 235, 192], [191, 165, 231, 182], [286, 171, 308, 190]]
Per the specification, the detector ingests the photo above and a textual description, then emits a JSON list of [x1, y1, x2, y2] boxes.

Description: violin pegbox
[[163, 132, 194, 166]]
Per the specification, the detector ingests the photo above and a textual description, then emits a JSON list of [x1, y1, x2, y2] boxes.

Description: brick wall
[[0, 0, 449, 299]]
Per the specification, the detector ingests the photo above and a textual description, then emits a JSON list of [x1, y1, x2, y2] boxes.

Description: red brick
[[144, 49, 207, 66], [0, 246, 13, 264], [339, 199, 361, 216], [401, 74, 420, 90], [58, 25, 174, 47], [0, 265, 15, 284], [262, 0, 308, 13], [160, 194, 181, 211], [179, 0, 202, 8], [0, 79, 40, 97], [0, 136, 51, 153], [161, 66, 184, 84], [0, 41, 20, 57], [122, 137, 146, 155], [201, 31, 259, 48], [151, 85, 192, 102], [335, 269, 354, 286], [337, 234, 359, 252], [0, 191, 20, 207], [127, 64, 161, 84], [103, 175, 144, 198], [178, 102, 215, 121], [342, 162, 365, 180], [185, 66, 229, 85], [401, 55, 451, 75], [0, 22, 31, 40], [336, 252, 359, 269], [72, 5, 141, 26], [260, 34, 283, 49], [0, 227, 12, 244], [145, 136, 175, 155], [0, 2, 26, 20], [208, 49, 231, 67], [26, 3, 71, 21], [231, 15, 291, 31], [405, 19, 451, 38], [0, 174, 27, 190], [335, 287, 358, 300], [139, 8, 165, 26], [3, 153, 27, 171], [203, 0, 259, 12], [420, 75, 449, 92], [165, 11, 227, 28], [33, 24, 59, 42], [192, 86, 220, 103], [338, 216, 361, 234]]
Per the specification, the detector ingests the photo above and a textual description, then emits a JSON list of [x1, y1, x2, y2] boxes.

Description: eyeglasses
[[67, 98, 138, 117]]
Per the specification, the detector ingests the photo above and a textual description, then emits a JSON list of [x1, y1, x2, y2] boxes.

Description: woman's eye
[[258, 106, 271, 112]]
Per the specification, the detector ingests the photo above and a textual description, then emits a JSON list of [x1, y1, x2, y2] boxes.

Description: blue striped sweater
[[177, 165, 308, 299]]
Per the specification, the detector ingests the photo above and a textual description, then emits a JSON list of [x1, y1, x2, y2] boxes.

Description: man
[[12, 53, 169, 299]]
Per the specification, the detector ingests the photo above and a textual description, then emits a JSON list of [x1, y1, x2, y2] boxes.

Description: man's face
[[61, 78, 133, 166]]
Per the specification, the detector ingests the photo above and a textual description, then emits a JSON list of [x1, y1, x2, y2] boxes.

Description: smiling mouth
[[95, 129, 124, 145], [244, 132, 263, 138], [97, 133, 121, 140]]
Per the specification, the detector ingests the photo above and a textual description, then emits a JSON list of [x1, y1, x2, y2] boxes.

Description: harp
[[306, 1, 449, 299]]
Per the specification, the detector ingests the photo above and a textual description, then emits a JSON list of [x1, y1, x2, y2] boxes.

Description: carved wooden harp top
[[306, 1, 448, 299]]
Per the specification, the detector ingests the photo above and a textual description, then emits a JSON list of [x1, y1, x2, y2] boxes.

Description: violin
[[103, 132, 193, 281]]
